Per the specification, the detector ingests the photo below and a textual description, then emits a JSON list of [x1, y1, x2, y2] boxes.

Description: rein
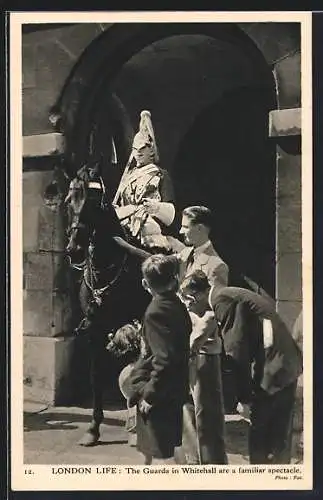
[[84, 243, 127, 306], [74, 242, 128, 336]]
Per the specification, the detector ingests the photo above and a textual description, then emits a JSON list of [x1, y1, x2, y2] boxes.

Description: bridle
[[84, 241, 127, 306], [65, 168, 128, 305]]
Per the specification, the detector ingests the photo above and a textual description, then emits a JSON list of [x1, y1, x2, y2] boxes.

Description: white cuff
[[155, 202, 175, 226], [263, 318, 273, 349]]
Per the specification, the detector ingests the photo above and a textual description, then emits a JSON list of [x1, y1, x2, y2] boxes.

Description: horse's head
[[63, 161, 99, 263], [64, 160, 124, 267]]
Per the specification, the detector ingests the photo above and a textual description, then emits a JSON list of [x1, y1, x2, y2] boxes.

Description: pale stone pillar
[[269, 108, 302, 330], [275, 148, 302, 330], [269, 108, 303, 460], [23, 134, 77, 405]]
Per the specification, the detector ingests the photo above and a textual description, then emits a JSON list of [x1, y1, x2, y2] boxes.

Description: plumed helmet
[[132, 110, 159, 163]]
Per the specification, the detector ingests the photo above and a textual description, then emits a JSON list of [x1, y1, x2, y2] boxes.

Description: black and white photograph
[[10, 11, 312, 491]]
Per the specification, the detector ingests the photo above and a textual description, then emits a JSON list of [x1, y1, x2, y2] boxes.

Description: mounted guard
[[114, 110, 176, 252]]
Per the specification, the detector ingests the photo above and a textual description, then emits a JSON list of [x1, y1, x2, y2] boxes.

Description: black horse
[[63, 161, 151, 446]]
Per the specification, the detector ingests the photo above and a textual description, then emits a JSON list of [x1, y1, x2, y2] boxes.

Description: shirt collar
[[208, 285, 214, 309], [193, 239, 211, 256]]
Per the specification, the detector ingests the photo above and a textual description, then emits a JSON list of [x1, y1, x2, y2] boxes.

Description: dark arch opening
[[55, 23, 276, 171], [173, 85, 276, 293]]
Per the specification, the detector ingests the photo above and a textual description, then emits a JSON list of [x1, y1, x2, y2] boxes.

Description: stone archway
[[55, 24, 276, 295], [55, 23, 275, 169]]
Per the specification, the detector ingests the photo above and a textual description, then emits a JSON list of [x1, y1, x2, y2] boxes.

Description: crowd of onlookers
[[103, 111, 304, 465], [107, 205, 303, 466]]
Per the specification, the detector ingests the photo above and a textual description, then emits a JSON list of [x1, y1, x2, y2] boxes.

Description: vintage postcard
[[10, 10, 312, 491]]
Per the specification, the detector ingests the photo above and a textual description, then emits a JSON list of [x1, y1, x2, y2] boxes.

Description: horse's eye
[[45, 181, 59, 197], [66, 225, 77, 236]]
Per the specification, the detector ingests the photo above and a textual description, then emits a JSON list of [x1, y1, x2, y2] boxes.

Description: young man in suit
[[200, 283, 303, 464], [127, 254, 192, 465], [178, 206, 229, 291], [177, 207, 229, 464]]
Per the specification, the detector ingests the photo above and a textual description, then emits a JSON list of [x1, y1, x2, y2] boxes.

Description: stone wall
[[275, 148, 302, 329], [23, 169, 70, 337], [22, 24, 109, 136], [239, 23, 302, 328], [21, 24, 108, 403], [273, 53, 302, 330], [23, 164, 75, 403]]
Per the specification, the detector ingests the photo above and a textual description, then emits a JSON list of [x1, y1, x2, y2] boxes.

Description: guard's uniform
[[117, 163, 175, 246], [114, 110, 175, 251]]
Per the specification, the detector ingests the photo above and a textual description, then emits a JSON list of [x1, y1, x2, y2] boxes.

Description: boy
[[128, 254, 192, 464], [180, 270, 227, 464]]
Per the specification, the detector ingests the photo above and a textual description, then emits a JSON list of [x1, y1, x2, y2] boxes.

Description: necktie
[[186, 248, 195, 270]]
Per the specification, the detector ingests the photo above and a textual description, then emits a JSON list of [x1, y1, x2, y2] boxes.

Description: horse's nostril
[[66, 242, 74, 253], [66, 241, 82, 254]]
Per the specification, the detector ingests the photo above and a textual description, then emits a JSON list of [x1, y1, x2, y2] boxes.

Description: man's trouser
[[249, 381, 297, 464], [182, 353, 228, 464]]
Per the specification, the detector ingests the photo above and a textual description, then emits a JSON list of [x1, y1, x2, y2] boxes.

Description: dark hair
[[181, 269, 210, 295], [142, 254, 179, 292], [106, 323, 141, 364], [182, 206, 212, 228]]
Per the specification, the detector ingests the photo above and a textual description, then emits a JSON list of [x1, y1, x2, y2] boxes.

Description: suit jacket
[[129, 292, 192, 407], [209, 287, 303, 401], [179, 241, 229, 292]]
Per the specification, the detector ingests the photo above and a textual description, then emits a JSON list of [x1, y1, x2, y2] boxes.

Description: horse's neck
[[90, 226, 125, 269], [85, 201, 127, 269]]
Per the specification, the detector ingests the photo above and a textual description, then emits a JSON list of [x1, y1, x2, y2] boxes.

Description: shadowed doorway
[[173, 86, 276, 295]]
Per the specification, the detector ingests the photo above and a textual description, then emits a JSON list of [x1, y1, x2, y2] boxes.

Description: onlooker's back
[[210, 286, 303, 395]]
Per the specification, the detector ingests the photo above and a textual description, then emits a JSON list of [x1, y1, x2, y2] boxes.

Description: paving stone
[[23, 405, 301, 466]]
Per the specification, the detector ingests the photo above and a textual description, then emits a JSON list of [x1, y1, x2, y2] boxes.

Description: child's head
[[106, 322, 141, 364], [141, 253, 180, 295], [180, 269, 211, 312]]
